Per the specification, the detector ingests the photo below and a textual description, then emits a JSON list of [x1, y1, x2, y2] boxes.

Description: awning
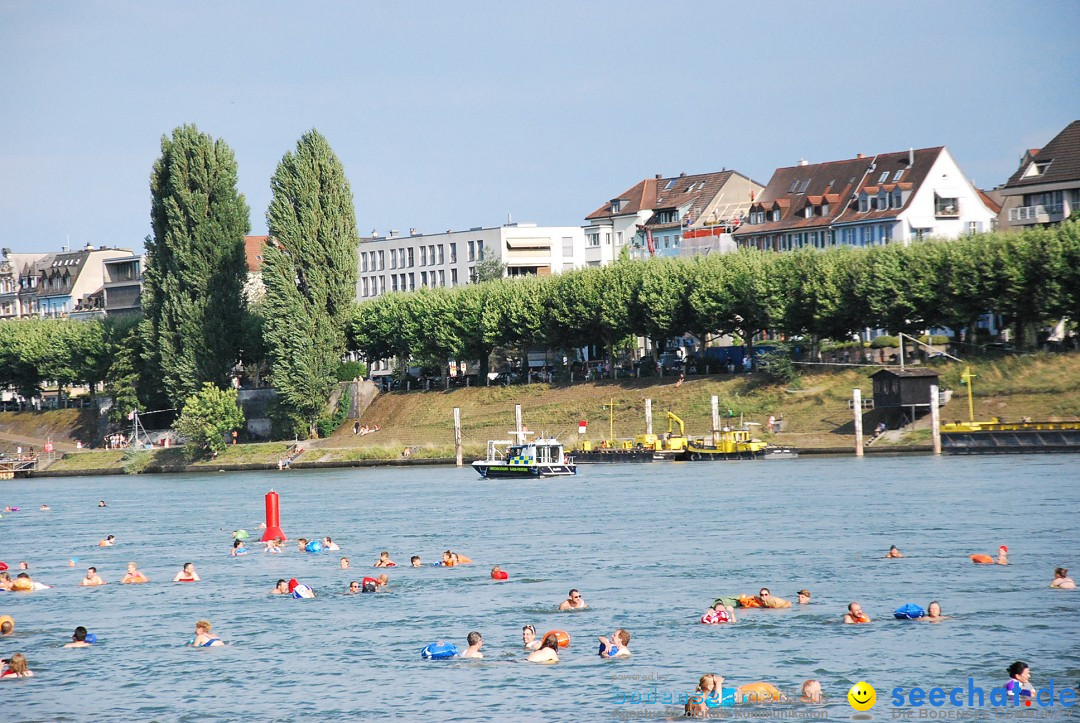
[[504, 238, 551, 251]]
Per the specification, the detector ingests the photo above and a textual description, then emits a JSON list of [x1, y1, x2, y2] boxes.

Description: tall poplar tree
[[263, 130, 358, 437], [141, 125, 250, 407]]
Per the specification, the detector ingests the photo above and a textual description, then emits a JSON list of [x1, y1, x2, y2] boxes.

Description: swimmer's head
[[1056, 567, 1068, 578], [698, 674, 716, 692], [349, 581, 360, 592], [614, 629, 630, 646], [522, 625, 535, 643], [183, 562, 194, 573], [928, 601, 941, 617], [376, 574, 389, 585], [410, 556, 421, 567], [758, 588, 771, 599], [195, 620, 212, 633], [467, 631, 482, 646], [379, 551, 389, 560], [1007, 661, 1029, 681], [797, 589, 811, 602], [275, 579, 288, 593], [802, 679, 821, 701]]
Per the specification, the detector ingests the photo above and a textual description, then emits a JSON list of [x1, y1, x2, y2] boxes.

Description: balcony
[[1008, 203, 1064, 225]]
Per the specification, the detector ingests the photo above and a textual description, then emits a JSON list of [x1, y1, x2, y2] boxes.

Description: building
[[735, 147, 996, 250], [0, 250, 48, 319], [871, 367, 940, 409], [101, 254, 144, 316], [583, 170, 763, 264], [356, 223, 586, 300], [243, 235, 269, 304], [998, 120, 1080, 227], [35, 245, 132, 318]]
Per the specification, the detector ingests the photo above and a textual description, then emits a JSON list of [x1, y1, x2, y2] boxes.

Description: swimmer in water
[[410, 556, 422, 567], [98, 500, 107, 507], [526, 633, 560, 663], [801, 679, 823, 703], [231, 539, 248, 556], [0, 573, 12, 591], [99, 535, 116, 547], [17, 561, 28, 571], [460, 631, 483, 659], [63, 626, 92, 648], [270, 579, 289, 595], [924, 600, 949, 621], [843, 601, 871, 624], [886, 545, 903, 558], [173, 562, 200, 582], [323, 537, 340, 551], [700, 603, 736, 624], [263, 537, 283, 554], [1051, 567, 1075, 589], [80, 566, 106, 586], [0, 615, 14, 636], [296, 538, 308, 552], [598, 628, 631, 657], [441, 551, 454, 567], [361, 574, 389, 592], [348, 580, 361, 594], [522, 625, 541, 651], [1005, 661, 1035, 700], [374, 551, 396, 567], [121, 562, 149, 583], [797, 589, 811, 605], [190, 619, 224, 647], [559, 589, 587, 611], [39, 504, 49, 511], [685, 674, 723, 716], [340, 557, 350, 569], [997, 545, 1008, 565], [0, 653, 33, 677], [757, 588, 791, 608]]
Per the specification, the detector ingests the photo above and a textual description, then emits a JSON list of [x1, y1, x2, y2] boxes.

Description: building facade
[[0, 251, 48, 319], [356, 223, 586, 300], [35, 246, 131, 318], [735, 147, 995, 249], [998, 120, 1080, 228], [101, 254, 144, 316], [583, 170, 762, 263]]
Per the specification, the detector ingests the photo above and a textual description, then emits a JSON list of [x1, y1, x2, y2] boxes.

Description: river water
[[0, 455, 1077, 721]]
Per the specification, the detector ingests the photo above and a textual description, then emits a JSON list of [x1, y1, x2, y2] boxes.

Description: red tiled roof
[[978, 189, 1002, 214], [245, 235, 268, 273]]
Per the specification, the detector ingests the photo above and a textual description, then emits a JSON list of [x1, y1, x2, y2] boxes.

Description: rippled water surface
[[0, 455, 1077, 720]]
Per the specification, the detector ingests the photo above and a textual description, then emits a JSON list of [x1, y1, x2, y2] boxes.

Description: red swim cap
[[0, 561, 8, 571], [999, 545, 1008, 552], [288, 578, 299, 592]]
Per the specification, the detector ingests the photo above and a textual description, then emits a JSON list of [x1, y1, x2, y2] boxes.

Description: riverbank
[[13, 353, 1080, 477]]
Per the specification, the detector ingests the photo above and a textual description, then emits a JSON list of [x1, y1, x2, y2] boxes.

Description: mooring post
[[645, 399, 653, 436], [930, 384, 941, 455], [453, 407, 463, 466], [853, 389, 864, 457], [711, 395, 720, 447]]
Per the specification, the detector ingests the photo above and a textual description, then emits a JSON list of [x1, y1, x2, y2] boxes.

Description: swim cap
[[287, 578, 299, 593], [999, 545, 1008, 552], [0, 562, 7, 571]]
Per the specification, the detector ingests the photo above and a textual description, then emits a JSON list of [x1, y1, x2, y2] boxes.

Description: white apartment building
[[356, 223, 587, 300]]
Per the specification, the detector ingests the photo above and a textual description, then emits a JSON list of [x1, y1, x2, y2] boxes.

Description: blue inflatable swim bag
[[421, 641, 459, 660], [85, 633, 98, 644], [894, 603, 926, 619], [305, 540, 323, 553]]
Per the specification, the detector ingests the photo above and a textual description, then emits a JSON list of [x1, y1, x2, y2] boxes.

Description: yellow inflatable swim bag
[[737, 682, 783, 703]]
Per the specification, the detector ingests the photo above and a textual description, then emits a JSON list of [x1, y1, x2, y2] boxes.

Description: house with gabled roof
[[999, 120, 1080, 227], [735, 147, 995, 250], [583, 170, 763, 264]]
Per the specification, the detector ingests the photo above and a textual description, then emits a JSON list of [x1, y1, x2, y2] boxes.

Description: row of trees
[[350, 221, 1080, 374], [0, 125, 358, 442]]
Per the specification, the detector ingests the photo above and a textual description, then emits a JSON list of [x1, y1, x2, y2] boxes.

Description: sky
[[1, 1, 1078, 254]]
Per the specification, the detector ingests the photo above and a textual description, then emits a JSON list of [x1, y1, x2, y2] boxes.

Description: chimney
[[389, 230, 399, 238], [370, 228, 379, 238], [84, 242, 93, 251], [655, 174, 662, 179], [856, 153, 865, 159], [908, 148, 914, 167], [679, 172, 687, 177], [798, 159, 809, 167], [409, 228, 419, 236]]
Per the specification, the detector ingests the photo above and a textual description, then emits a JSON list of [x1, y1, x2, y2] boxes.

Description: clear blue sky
[[1, 1, 1078, 253]]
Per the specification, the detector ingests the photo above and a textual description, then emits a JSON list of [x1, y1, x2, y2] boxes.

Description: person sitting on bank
[[1051, 567, 1075, 589], [757, 588, 791, 608], [598, 629, 631, 657], [886, 545, 904, 558], [559, 589, 587, 610], [843, 601, 871, 624]]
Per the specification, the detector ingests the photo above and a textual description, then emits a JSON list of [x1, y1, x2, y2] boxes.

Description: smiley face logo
[[848, 681, 876, 711]]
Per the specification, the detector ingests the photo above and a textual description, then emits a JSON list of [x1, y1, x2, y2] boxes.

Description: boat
[[683, 427, 769, 460], [472, 438, 577, 478], [940, 418, 1080, 454]]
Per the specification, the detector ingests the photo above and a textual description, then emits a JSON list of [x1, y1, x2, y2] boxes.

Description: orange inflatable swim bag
[[970, 554, 994, 564], [542, 630, 570, 648], [456, 555, 473, 564], [738, 594, 762, 608], [737, 682, 783, 703], [491, 569, 508, 580]]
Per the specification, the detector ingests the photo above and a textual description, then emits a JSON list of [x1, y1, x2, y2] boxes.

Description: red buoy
[[260, 489, 287, 542]]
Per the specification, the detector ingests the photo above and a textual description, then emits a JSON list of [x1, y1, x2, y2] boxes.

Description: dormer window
[[610, 199, 625, 213], [858, 193, 869, 213], [879, 171, 889, 183], [892, 170, 904, 182], [804, 205, 814, 218], [1023, 160, 1053, 178], [877, 190, 889, 210], [771, 209, 782, 222], [821, 203, 830, 215], [892, 188, 903, 208]]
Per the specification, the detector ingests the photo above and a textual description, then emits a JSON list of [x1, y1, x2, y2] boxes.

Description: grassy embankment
[[18, 353, 1080, 474]]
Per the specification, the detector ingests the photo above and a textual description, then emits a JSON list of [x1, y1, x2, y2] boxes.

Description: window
[[797, 179, 810, 193], [664, 180, 675, 190], [379, 276, 385, 293], [468, 240, 476, 261], [788, 181, 799, 193], [804, 205, 814, 218], [449, 242, 457, 263], [878, 191, 888, 210], [673, 234, 680, 246], [587, 232, 600, 247], [362, 277, 369, 297], [967, 221, 978, 235], [378, 251, 384, 270], [468, 266, 475, 282], [771, 209, 782, 222], [892, 189, 903, 208], [879, 171, 889, 183], [438, 270, 445, 287], [428, 245, 435, 265], [438, 244, 445, 265], [616, 231, 623, 246], [892, 170, 904, 182], [421, 271, 428, 287], [603, 233, 610, 246], [451, 268, 458, 286], [476, 240, 484, 259], [391, 275, 398, 292], [390, 250, 397, 270], [409, 273, 415, 290], [821, 203, 830, 215], [408, 248, 415, 267], [934, 195, 959, 216], [361, 252, 368, 272], [858, 193, 869, 213], [421, 246, 427, 266]]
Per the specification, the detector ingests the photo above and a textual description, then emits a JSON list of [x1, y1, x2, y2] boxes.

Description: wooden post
[[930, 383, 941, 455], [453, 407, 463, 466], [853, 389, 864, 457], [645, 399, 653, 436], [711, 395, 720, 447], [515, 404, 523, 444]]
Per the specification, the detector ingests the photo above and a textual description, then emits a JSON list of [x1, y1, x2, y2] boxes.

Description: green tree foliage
[[141, 125, 250, 408], [263, 130, 358, 437], [473, 255, 506, 282], [0, 318, 114, 402], [172, 382, 245, 458]]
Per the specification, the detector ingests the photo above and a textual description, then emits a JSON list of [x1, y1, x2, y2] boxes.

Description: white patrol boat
[[471, 436, 577, 479]]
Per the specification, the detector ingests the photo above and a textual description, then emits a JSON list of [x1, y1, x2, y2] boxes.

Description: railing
[[1009, 204, 1063, 222]]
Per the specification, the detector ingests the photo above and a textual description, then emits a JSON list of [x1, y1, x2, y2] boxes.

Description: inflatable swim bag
[[737, 594, 762, 608], [234, 530, 250, 540], [737, 681, 783, 703], [84, 633, 98, 644], [970, 554, 994, 564], [491, 569, 508, 580], [542, 630, 570, 648], [693, 687, 737, 708], [12, 578, 33, 591], [421, 641, 459, 660], [894, 604, 926, 619], [305, 540, 323, 553]]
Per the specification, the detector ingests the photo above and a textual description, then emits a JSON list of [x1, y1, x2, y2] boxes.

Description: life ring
[[542, 630, 570, 648], [691, 453, 702, 461], [736, 682, 783, 703], [421, 641, 459, 660], [970, 554, 994, 564]]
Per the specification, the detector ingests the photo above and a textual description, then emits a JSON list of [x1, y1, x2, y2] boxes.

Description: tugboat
[[472, 437, 577, 478], [683, 426, 769, 460]]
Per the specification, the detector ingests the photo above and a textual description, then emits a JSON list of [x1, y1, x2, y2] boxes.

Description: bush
[[821, 340, 862, 352], [172, 383, 245, 459], [870, 335, 899, 349], [918, 334, 951, 345], [336, 360, 367, 382], [121, 449, 152, 475], [757, 350, 800, 386], [269, 399, 308, 440], [316, 385, 352, 438]]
